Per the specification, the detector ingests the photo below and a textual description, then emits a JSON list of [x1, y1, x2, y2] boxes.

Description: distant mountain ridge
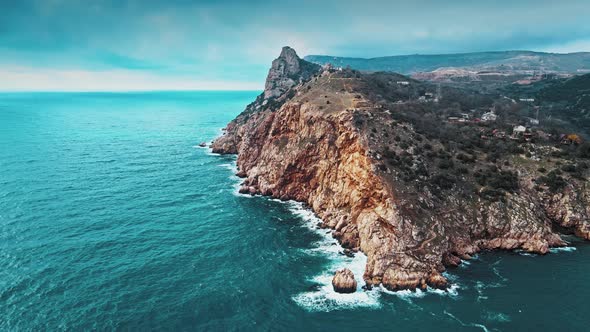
[[304, 51, 590, 75]]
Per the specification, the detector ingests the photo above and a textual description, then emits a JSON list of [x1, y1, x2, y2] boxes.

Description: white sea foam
[[475, 280, 505, 303], [549, 246, 577, 253], [193, 141, 212, 149], [459, 259, 471, 267], [483, 310, 511, 323], [213, 158, 251, 198], [442, 271, 459, 283], [444, 311, 490, 332], [207, 146, 464, 310], [218, 163, 237, 173], [284, 201, 381, 311], [474, 259, 509, 303], [287, 202, 382, 311], [379, 283, 461, 300], [458, 254, 480, 268], [287, 201, 462, 311]]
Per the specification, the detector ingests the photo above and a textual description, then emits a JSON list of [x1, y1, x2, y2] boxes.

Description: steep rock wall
[[211, 97, 589, 290]]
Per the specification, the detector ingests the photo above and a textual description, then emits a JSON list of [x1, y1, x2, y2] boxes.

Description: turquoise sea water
[[1, 91, 589, 331]]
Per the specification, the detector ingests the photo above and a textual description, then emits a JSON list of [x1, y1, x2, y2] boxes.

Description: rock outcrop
[[332, 269, 357, 293], [264, 46, 321, 99], [212, 47, 589, 291]]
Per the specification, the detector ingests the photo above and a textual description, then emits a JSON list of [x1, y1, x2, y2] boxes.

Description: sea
[[0, 91, 588, 331]]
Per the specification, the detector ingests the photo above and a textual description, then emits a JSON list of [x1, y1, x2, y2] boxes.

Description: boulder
[[332, 268, 357, 293]]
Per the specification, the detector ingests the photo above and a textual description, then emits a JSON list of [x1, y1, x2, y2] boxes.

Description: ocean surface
[[1, 91, 589, 331]]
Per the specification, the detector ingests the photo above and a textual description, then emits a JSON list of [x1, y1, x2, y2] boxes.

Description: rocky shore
[[212, 47, 590, 291]]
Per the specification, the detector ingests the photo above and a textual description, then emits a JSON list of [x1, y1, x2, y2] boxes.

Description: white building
[[481, 111, 497, 122], [513, 125, 527, 135]]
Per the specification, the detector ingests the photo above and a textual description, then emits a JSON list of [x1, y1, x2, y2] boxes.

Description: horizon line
[[0, 89, 264, 93]]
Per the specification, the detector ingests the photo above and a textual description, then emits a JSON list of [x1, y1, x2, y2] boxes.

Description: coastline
[[206, 139, 467, 310], [205, 47, 588, 295]]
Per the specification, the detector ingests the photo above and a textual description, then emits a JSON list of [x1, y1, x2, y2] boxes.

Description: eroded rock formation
[[332, 269, 357, 293], [264, 46, 321, 99]]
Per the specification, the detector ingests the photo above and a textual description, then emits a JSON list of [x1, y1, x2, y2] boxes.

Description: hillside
[[305, 51, 590, 76], [213, 47, 590, 292], [504, 73, 590, 133]]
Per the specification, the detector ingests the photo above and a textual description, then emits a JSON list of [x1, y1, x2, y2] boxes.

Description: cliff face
[[264, 46, 321, 99], [212, 48, 590, 291]]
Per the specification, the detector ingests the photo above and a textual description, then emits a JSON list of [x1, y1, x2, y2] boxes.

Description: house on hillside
[[513, 125, 527, 135], [526, 117, 540, 126], [511, 125, 533, 141], [481, 111, 497, 122]]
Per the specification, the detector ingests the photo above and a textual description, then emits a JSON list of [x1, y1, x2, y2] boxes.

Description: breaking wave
[[286, 201, 461, 311], [444, 311, 491, 332], [209, 150, 463, 311], [550, 246, 577, 253], [287, 202, 382, 311]]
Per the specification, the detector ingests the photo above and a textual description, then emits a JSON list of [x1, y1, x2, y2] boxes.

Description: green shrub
[[475, 167, 519, 192], [431, 173, 455, 190], [537, 170, 568, 192], [438, 158, 454, 169]]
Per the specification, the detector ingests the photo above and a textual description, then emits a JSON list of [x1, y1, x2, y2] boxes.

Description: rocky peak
[[263, 46, 320, 99], [278, 46, 300, 72]]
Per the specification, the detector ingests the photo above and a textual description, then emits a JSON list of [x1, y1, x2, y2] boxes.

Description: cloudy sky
[[1, 0, 590, 91]]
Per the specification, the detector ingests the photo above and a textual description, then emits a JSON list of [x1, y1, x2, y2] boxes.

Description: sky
[[1, 0, 590, 91]]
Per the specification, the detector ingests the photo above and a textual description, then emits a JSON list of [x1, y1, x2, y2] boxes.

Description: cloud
[[1, 0, 590, 90], [541, 39, 590, 53], [0, 66, 261, 91]]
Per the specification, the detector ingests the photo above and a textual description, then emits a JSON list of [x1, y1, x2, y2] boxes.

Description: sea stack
[[332, 268, 357, 293]]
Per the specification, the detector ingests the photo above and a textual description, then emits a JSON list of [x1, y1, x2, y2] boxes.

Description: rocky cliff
[[264, 46, 321, 99], [212, 47, 590, 291]]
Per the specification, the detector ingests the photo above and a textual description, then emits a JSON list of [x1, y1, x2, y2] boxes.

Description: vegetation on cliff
[[304, 51, 590, 75]]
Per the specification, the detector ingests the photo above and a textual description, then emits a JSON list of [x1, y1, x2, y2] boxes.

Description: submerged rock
[[332, 268, 357, 293], [339, 248, 355, 258]]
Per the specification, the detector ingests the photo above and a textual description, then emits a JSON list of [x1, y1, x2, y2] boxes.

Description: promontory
[[212, 47, 590, 291]]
